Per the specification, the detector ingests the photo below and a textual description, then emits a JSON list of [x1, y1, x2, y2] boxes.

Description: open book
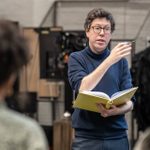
[[73, 87, 138, 113]]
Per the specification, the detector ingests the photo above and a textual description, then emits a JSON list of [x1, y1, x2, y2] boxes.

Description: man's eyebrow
[[92, 24, 110, 27]]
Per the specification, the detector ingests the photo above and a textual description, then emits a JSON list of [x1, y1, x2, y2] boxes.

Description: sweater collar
[[85, 46, 110, 59]]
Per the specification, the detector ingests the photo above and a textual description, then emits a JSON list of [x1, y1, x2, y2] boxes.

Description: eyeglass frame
[[90, 26, 111, 34]]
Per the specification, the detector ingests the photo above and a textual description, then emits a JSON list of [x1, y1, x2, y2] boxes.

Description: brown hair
[[0, 20, 30, 85], [84, 8, 115, 33]]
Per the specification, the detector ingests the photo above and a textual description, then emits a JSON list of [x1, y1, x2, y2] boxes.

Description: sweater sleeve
[[120, 58, 136, 103], [68, 52, 88, 93]]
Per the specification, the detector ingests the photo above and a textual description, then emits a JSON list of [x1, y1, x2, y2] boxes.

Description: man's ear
[[85, 31, 89, 39]]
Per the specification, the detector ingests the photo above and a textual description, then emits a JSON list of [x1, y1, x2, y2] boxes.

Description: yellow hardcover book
[[73, 87, 138, 113]]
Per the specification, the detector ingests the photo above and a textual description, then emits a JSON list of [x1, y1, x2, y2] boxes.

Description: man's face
[[86, 18, 112, 54]]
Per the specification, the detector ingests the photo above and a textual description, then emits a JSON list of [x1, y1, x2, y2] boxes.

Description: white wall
[[33, 0, 54, 27], [0, 0, 54, 27], [0, 0, 33, 26]]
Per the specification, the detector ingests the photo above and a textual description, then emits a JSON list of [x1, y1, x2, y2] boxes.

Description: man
[[68, 8, 134, 150], [0, 20, 48, 150]]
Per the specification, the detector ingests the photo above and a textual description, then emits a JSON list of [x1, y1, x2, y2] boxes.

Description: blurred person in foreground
[[0, 20, 48, 150], [134, 128, 150, 150], [68, 8, 134, 150]]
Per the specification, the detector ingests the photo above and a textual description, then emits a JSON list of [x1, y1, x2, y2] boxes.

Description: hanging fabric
[[131, 46, 150, 131]]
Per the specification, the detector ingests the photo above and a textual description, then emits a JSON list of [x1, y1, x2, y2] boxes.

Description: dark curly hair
[[84, 8, 115, 33], [0, 20, 30, 85]]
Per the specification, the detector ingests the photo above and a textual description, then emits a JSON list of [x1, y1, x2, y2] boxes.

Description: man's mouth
[[96, 39, 105, 44]]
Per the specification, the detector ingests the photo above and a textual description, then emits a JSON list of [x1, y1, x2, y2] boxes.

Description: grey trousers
[[72, 136, 129, 150]]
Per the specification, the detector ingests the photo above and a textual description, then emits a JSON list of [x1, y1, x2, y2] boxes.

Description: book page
[[81, 91, 110, 100], [111, 87, 137, 100]]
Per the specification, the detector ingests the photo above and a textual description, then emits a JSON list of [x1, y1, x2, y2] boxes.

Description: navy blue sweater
[[68, 46, 133, 139]]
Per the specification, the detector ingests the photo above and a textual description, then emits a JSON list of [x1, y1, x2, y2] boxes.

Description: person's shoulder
[[70, 51, 82, 58], [0, 107, 46, 139], [69, 47, 86, 58], [0, 107, 48, 150], [4, 108, 41, 131]]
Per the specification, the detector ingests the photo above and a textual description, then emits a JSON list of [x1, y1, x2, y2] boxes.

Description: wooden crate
[[53, 118, 73, 150]]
